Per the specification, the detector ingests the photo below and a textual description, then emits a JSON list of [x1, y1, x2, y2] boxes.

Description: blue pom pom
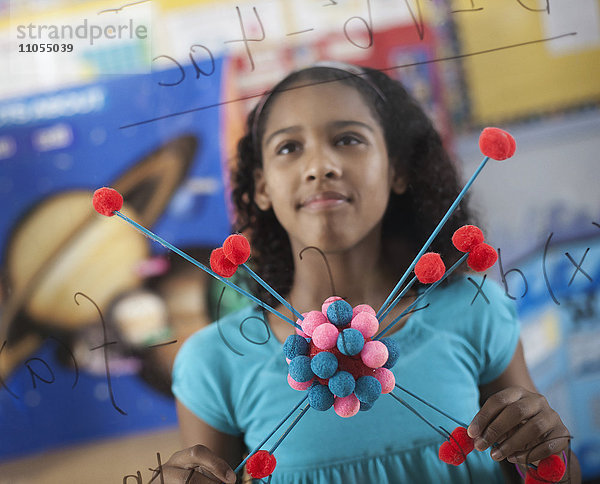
[[354, 375, 381, 403], [336, 328, 365, 356], [380, 337, 401, 369], [328, 371, 355, 397], [326, 299, 353, 327], [289, 355, 313, 382], [308, 383, 335, 411], [359, 401, 374, 411], [310, 351, 338, 379], [283, 334, 309, 360]]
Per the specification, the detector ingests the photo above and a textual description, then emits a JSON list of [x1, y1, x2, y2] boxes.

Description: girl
[[164, 63, 579, 483]]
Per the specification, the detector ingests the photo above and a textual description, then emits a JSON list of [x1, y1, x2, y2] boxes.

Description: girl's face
[[255, 80, 406, 254]]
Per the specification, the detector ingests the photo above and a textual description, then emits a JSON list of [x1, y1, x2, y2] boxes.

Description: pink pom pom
[[301, 310, 328, 337], [467, 243, 498, 272], [210, 247, 238, 278], [322, 296, 342, 315], [414, 253, 445, 284], [350, 312, 379, 339], [92, 187, 123, 216], [246, 450, 277, 479], [334, 394, 360, 418], [287, 374, 313, 391], [295, 326, 309, 337], [452, 225, 484, 252], [223, 234, 251, 265], [537, 454, 566, 482], [360, 340, 389, 368], [352, 304, 376, 318], [286, 358, 291, 364], [374, 367, 395, 394], [312, 323, 339, 350], [479, 127, 516, 161]]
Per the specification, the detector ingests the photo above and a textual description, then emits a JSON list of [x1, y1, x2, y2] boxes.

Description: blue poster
[[0, 58, 231, 460]]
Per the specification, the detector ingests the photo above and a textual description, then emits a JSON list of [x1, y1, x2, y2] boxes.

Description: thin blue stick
[[241, 264, 304, 321], [377, 156, 490, 318], [394, 383, 468, 428], [374, 253, 468, 340], [389, 391, 448, 439], [377, 275, 418, 324], [233, 395, 309, 474], [113, 211, 300, 329], [268, 403, 310, 453]]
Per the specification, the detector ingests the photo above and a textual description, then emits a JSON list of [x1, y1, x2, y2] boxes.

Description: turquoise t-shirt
[[172, 276, 520, 483]]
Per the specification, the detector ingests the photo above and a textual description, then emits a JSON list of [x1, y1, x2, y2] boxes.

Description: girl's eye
[[276, 142, 301, 155], [335, 134, 363, 146]]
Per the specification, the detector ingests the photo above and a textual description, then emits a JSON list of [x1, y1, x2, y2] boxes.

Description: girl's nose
[[303, 148, 342, 181]]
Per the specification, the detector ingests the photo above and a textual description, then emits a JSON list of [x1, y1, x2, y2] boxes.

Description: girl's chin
[[288, 215, 382, 253], [293, 232, 367, 254]]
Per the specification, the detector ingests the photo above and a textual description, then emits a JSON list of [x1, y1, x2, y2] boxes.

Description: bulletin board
[[452, 0, 600, 124]]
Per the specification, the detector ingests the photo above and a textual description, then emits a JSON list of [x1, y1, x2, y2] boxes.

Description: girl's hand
[[162, 444, 237, 483], [467, 386, 570, 465]]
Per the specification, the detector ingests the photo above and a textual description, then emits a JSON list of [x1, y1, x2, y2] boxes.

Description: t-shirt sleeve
[[470, 277, 521, 384], [171, 326, 242, 436]]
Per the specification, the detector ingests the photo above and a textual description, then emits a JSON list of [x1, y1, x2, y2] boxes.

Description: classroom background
[[0, 0, 599, 482]]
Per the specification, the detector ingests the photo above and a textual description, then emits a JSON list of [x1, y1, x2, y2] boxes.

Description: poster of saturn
[[0, 57, 233, 460]]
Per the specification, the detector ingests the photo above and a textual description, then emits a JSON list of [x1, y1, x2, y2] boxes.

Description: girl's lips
[[300, 191, 350, 210]]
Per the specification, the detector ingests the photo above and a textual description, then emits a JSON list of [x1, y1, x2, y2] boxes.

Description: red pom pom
[[414, 253, 445, 284], [507, 133, 516, 158], [450, 427, 475, 454], [246, 450, 277, 479], [223, 234, 251, 265], [439, 441, 466, 466], [93, 187, 123, 216], [210, 247, 238, 277], [479, 127, 516, 161], [525, 468, 547, 484], [452, 225, 485, 252], [467, 243, 498, 272], [537, 454, 566, 482], [438, 427, 475, 466]]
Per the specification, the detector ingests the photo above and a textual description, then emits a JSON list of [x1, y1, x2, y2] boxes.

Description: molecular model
[[92, 128, 567, 483]]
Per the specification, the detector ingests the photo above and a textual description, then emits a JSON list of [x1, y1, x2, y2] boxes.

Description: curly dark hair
[[231, 65, 475, 307]]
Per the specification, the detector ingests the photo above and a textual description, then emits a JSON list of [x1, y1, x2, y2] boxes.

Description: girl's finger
[[506, 430, 571, 465], [468, 387, 524, 441], [489, 412, 558, 461], [475, 396, 543, 451], [162, 466, 224, 484], [164, 445, 237, 484], [488, 423, 522, 452]]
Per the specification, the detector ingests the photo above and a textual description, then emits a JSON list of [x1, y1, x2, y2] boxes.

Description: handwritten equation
[[452, 0, 549, 14], [149, 0, 556, 87], [499, 223, 600, 303], [113, 0, 575, 128]]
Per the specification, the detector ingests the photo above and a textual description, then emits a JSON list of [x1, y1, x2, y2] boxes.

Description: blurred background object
[[0, 0, 598, 482]]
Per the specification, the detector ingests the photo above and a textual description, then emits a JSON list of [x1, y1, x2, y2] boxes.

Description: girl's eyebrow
[[265, 120, 374, 146], [264, 126, 301, 146], [329, 120, 375, 133]]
